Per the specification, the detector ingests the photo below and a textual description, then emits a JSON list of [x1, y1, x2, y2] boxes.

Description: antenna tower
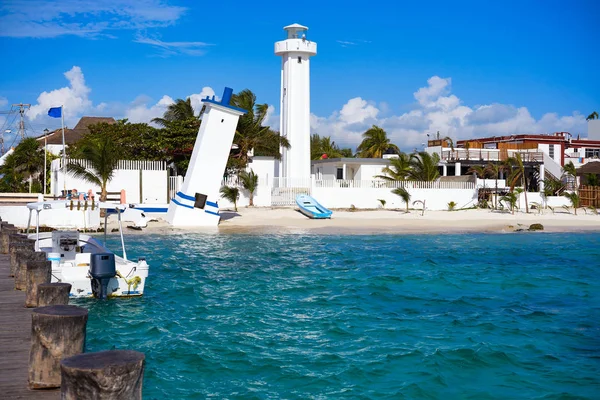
[[12, 103, 31, 140]]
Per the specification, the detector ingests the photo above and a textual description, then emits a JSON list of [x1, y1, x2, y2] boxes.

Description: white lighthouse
[[275, 23, 317, 181]]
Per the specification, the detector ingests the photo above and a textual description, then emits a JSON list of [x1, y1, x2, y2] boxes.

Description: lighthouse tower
[[275, 23, 317, 181]]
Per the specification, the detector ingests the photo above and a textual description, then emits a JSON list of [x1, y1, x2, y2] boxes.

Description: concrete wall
[[312, 187, 477, 210], [51, 159, 169, 204], [589, 120, 600, 141]]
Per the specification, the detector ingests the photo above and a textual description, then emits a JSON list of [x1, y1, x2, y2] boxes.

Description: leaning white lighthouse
[[275, 23, 317, 181]]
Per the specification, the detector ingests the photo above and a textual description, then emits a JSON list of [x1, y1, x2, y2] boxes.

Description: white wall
[[248, 157, 275, 183], [358, 164, 386, 180], [51, 159, 168, 204], [218, 183, 272, 209], [312, 187, 477, 210], [0, 205, 100, 229]]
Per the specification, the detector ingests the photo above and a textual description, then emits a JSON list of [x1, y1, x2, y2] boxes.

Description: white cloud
[[124, 95, 174, 123], [134, 34, 213, 57], [28, 66, 93, 126], [307, 76, 588, 151], [0, 0, 187, 38], [0, 96, 8, 108]]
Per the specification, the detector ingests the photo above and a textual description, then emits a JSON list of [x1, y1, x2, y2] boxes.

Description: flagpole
[[61, 105, 66, 192]]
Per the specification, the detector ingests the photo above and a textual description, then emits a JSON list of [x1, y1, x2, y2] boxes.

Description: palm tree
[[563, 192, 580, 215], [408, 151, 440, 181], [542, 176, 565, 208], [220, 186, 240, 211], [443, 136, 455, 159], [12, 138, 44, 193], [376, 152, 412, 181], [67, 134, 122, 201], [506, 153, 529, 213], [392, 186, 411, 213], [500, 191, 518, 215], [239, 169, 259, 206], [230, 89, 290, 168], [356, 125, 399, 158], [485, 162, 503, 209], [152, 98, 199, 127], [562, 161, 578, 193], [586, 111, 599, 120]]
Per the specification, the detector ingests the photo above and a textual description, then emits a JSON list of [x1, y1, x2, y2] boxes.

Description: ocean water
[[76, 232, 600, 399]]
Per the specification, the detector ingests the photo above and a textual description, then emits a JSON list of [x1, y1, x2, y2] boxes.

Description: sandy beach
[[110, 207, 600, 235]]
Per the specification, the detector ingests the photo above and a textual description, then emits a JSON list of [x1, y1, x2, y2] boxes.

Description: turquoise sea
[[77, 232, 600, 399]]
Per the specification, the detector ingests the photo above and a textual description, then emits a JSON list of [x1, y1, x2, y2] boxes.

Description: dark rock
[[528, 223, 544, 231]]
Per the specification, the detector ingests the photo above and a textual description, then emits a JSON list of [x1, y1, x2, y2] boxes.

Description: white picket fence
[[61, 159, 167, 171]]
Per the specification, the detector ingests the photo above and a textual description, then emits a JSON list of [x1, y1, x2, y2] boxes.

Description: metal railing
[[441, 150, 544, 163], [60, 159, 167, 171]]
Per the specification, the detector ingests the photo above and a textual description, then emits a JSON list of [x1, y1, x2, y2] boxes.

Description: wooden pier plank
[[0, 254, 59, 399]]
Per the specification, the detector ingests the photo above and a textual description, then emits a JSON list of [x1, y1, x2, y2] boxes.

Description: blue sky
[[0, 0, 598, 150]]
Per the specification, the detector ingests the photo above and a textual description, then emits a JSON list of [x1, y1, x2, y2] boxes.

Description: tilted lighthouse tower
[[275, 24, 317, 181]]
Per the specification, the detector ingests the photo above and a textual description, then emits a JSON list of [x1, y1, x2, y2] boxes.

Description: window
[[297, 56, 302, 63], [336, 168, 343, 180], [585, 149, 600, 158], [549, 144, 554, 159]]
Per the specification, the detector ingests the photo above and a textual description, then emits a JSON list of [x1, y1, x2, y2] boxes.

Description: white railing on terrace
[[60, 158, 167, 171], [441, 150, 544, 163], [221, 176, 271, 187], [315, 179, 475, 190], [168, 176, 182, 201]]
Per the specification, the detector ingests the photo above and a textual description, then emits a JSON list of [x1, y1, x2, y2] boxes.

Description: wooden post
[[28, 305, 88, 389], [37, 283, 72, 306], [9, 241, 34, 278], [0, 224, 19, 253], [15, 251, 46, 291], [60, 350, 145, 400], [25, 260, 52, 308]]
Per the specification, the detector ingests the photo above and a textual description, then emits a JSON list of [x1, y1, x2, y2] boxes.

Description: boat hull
[[296, 195, 333, 219]]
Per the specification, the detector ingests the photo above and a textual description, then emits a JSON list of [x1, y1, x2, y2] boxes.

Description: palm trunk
[[494, 178, 498, 209], [249, 192, 254, 207], [523, 172, 529, 213], [405, 201, 409, 213]]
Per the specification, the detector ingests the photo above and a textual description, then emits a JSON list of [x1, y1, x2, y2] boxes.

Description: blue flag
[[48, 107, 62, 118]]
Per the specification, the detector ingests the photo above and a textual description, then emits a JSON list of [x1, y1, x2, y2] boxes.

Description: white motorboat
[[26, 200, 149, 299]]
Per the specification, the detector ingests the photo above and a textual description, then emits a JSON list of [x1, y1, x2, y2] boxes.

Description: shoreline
[[105, 208, 600, 235]]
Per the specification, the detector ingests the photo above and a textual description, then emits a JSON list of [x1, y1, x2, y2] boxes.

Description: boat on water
[[295, 194, 333, 219], [25, 200, 149, 299]]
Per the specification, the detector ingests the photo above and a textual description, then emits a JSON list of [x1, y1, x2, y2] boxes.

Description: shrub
[[447, 201, 457, 211]]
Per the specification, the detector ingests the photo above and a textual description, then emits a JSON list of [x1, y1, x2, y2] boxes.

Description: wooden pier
[[0, 254, 59, 399]]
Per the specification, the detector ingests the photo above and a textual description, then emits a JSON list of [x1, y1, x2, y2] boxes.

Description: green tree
[[356, 125, 399, 158], [586, 173, 599, 186], [230, 89, 289, 169], [67, 134, 123, 201], [408, 151, 440, 181], [13, 138, 45, 193], [376, 152, 412, 181], [563, 191, 580, 215], [542, 176, 565, 208], [392, 186, 411, 213], [586, 111, 599, 120], [152, 98, 200, 127], [0, 152, 26, 192], [485, 162, 503, 209], [311, 133, 347, 160], [220, 186, 240, 212], [239, 169, 259, 207], [506, 153, 529, 213], [562, 161, 578, 193], [500, 191, 518, 215]]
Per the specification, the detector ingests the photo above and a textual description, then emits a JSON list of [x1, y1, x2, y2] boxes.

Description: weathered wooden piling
[[60, 350, 145, 400], [28, 305, 88, 389], [25, 260, 52, 308], [0, 224, 19, 254], [37, 283, 72, 306], [16, 251, 47, 290], [9, 240, 33, 277]]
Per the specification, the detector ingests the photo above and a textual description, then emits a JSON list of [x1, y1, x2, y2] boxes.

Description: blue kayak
[[296, 194, 333, 219]]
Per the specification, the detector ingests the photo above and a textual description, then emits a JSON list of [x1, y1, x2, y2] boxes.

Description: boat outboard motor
[[90, 253, 116, 299]]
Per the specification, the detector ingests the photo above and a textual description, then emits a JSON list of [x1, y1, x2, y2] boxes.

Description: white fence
[[168, 176, 183, 201], [315, 179, 475, 189], [59, 159, 167, 171]]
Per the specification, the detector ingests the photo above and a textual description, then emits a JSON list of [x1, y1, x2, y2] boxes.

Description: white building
[[275, 23, 316, 181]]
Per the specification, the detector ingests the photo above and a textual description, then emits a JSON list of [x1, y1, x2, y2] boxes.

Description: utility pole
[[11, 103, 31, 140]]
